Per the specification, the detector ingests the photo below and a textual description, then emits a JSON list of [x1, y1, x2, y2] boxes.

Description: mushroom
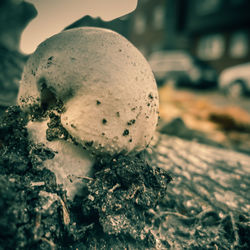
[[18, 27, 159, 199]]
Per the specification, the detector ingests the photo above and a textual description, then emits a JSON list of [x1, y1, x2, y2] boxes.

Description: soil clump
[[0, 106, 171, 249]]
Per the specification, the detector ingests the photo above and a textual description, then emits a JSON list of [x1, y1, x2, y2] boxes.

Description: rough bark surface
[[146, 133, 250, 249]]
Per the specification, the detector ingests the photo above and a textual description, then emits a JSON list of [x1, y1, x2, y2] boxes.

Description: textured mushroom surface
[[18, 27, 159, 155]]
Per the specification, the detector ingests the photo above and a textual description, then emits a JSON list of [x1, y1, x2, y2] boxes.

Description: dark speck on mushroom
[[127, 119, 136, 126], [123, 129, 129, 136], [102, 119, 107, 124], [47, 56, 54, 67], [96, 100, 101, 105], [116, 112, 120, 117], [85, 141, 94, 147], [148, 93, 154, 99]]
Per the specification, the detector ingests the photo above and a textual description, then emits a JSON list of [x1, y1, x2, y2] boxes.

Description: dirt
[[0, 106, 249, 249], [0, 106, 172, 249]]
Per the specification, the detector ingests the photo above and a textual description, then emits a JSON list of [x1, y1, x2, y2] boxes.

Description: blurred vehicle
[[219, 63, 250, 98], [148, 50, 217, 88]]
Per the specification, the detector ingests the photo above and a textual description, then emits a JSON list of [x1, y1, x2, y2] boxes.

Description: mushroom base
[[27, 119, 94, 200]]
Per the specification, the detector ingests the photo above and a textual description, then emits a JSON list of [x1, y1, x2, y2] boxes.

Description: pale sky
[[20, 0, 138, 54]]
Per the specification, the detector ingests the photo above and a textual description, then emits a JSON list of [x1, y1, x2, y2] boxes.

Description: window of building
[[230, 0, 245, 5], [197, 34, 225, 60], [134, 13, 146, 34], [153, 5, 165, 29], [229, 31, 248, 58], [195, 0, 221, 15]]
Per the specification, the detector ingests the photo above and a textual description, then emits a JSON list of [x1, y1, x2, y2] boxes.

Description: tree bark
[[146, 133, 250, 249]]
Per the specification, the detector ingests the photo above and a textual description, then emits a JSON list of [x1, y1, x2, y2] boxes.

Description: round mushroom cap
[[18, 27, 159, 155]]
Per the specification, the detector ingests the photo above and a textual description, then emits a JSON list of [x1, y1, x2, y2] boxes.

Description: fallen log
[[146, 133, 250, 249]]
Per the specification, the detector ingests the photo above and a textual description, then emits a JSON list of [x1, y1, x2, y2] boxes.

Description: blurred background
[[1, 0, 250, 153]]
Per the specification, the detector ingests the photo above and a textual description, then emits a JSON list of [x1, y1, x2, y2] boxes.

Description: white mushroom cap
[[18, 27, 159, 155]]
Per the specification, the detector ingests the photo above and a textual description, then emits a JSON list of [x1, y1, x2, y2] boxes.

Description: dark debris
[[1, 106, 249, 249], [80, 154, 171, 246], [0, 106, 172, 249]]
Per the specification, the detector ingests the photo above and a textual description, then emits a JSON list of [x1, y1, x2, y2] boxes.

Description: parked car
[[148, 50, 217, 88], [219, 63, 250, 98]]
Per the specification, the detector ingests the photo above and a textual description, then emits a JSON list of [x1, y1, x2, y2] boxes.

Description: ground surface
[[0, 106, 249, 249], [147, 133, 250, 249], [159, 84, 250, 154], [0, 106, 171, 249]]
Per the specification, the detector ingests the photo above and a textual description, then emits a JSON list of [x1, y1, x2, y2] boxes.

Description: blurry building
[[127, 0, 189, 57], [64, 0, 250, 74], [128, 0, 250, 73], [64, 0, 188, 57], [127, 0, 167, 56], [64, 15, 130, 38], [186, 0, 250, 73]]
